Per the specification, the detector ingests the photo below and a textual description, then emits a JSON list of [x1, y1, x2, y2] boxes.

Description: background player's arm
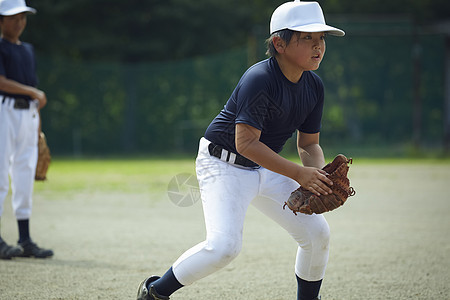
[[0, 75, 47, 109], [235, 123, 332, 196]]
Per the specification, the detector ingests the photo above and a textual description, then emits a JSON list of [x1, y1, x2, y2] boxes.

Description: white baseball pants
[[0, 97, 39, 220], [172, 137, 330, 285]]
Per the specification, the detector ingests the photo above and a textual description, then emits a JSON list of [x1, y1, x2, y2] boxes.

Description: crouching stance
[[137, 1, 345, 299]]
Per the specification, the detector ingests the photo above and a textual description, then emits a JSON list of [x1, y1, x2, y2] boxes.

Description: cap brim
[[288, 23, 345, 36], [1, 7, 36, 16]]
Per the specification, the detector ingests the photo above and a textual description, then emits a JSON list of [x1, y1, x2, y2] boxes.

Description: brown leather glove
[[284, 154, 355, 215], [35, 132, 51, 181]]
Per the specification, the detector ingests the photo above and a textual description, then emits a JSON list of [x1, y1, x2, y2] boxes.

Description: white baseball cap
[[0, 0, 36, 16], [270, 0, 344, 36]]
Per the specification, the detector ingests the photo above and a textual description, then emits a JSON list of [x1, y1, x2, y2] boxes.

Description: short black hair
[[265, 29, 299, 57]]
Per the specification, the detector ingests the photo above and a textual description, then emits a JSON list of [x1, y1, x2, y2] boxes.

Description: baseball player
[[137, 1, 344, 299], [0, 0, 53, 259]]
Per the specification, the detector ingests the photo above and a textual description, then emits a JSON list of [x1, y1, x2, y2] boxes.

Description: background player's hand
[[296, 166, 333, 196], [0, 76, 47, 109], [32, 89, 47, 109]]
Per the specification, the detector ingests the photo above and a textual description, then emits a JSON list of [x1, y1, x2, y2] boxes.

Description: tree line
[[19, 0, 450, 156], [24, 0, 450, 63]]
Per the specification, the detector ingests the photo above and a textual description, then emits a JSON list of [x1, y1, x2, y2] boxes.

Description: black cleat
[[18, 239, 54, 258], [0, 240, 23, 259], [137, 276, 169, 300]]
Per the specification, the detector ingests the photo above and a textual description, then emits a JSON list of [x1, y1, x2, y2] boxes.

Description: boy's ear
[[272, 36, 286, 54]]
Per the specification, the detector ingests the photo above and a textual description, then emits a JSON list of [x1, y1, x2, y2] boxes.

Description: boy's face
[[281, 31, 326, 72], [0, 13, 27, 43]]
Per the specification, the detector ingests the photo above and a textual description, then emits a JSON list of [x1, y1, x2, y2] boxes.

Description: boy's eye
[[302, 34, 326, 40]]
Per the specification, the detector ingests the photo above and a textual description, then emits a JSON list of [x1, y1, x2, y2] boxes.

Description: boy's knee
[[207, 236, 242, 267], [316, 223, 330, 249], [302, 217, 330, 250]]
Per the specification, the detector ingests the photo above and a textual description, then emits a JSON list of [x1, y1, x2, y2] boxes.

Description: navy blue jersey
[[0, 38, 38, 100], [205, 57, 324, 154]]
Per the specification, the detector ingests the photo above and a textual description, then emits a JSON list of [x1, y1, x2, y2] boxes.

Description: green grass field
[[1, 157, 449, 299], [34, 158, 198, 195], [34, 156, 450, 194]]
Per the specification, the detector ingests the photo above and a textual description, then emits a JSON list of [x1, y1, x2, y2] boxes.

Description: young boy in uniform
[[0, 0, 53, 259], [137, 1, 344, 299]]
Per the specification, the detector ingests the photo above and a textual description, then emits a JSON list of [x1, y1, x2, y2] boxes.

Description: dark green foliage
[[19, 0, 450, 155]]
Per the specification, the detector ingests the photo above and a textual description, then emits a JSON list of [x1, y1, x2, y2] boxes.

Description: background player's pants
[[172, 137, 330, 285], [0, 97, 39, 220]]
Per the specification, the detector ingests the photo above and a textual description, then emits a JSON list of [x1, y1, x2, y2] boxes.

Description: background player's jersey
[[0, 38, 38, 100], [205, 57, 324, 154]]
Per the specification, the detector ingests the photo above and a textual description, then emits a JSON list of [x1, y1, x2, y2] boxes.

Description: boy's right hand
[[296, 166, 333, 196]]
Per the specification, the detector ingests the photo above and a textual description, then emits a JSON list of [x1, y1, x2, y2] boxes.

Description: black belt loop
[[208, 142, 259, 169], [1, 96, 4, 104]]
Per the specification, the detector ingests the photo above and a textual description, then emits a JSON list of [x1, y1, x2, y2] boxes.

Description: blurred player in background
[[0, 0, 53, 259]]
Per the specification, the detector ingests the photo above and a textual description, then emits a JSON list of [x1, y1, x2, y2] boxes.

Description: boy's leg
[[172, 138, 259, 284], [141, 138, 260, 298], [252, 168, 330, 299], [8, 103, 52, 258], [0, 99, 13, 219], [10, 105, 39, 222], [296, 276, 323, 300], [0, 100, 25, 259]]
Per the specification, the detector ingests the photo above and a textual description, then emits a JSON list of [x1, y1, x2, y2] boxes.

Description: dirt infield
[[0, 162, 449, 299]]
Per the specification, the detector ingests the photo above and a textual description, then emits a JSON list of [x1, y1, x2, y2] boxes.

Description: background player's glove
[[35, 132, 51, 181], [284, 154, 355, 215]]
